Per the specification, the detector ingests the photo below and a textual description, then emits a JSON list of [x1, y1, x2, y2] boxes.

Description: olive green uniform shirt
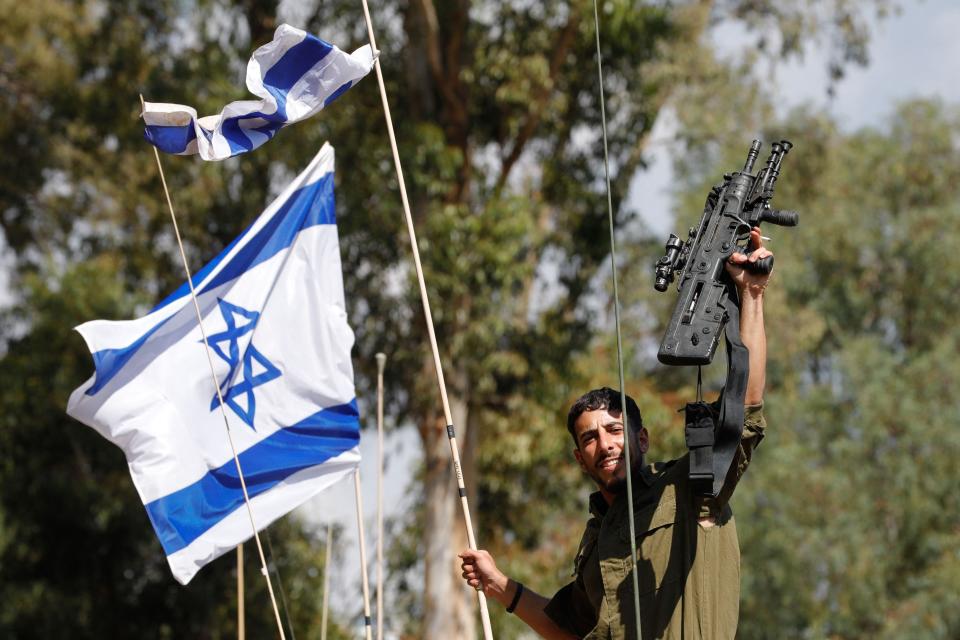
[[544, 404, 766, 640]]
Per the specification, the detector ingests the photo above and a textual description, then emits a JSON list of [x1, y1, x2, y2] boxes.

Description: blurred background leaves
[[3, 0, 958, 638]]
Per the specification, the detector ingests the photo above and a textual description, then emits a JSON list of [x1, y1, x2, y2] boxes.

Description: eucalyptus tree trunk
[[421, 365, 476, 639]]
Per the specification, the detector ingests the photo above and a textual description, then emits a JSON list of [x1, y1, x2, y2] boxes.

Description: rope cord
[[238, 545, 245, 640], [590, 4, 644, 638], [142, 96, 288, 640], [357, 2, 494, 638]]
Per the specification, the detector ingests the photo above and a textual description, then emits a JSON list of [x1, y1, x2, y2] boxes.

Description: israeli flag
[[143, 24, 374, 161], [67, 144, 359, 584]]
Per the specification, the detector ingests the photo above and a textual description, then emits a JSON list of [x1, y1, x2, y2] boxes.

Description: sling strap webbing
[[686, 280, 749, 497]]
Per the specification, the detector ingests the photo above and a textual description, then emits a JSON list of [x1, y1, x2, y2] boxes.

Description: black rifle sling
[[714, 280, 749, 496], [685, 280, 749, 497]]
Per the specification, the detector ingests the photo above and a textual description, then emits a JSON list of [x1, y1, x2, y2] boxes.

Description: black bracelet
[[506, 581, 524, 614]]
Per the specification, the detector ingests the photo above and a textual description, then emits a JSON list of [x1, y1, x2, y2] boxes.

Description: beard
[[589, 451, 643, 494], [600, 472, 627, 494]]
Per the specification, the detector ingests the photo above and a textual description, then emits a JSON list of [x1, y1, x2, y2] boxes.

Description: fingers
[[727, 251, 748, 265], [728, 249, 771, 266], [459, 550, 483, 590], [729, 229, 773, 266], [461, 566, 481, 589]]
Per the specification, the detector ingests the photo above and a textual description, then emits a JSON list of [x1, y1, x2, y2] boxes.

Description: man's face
[[572, 407, 648, 496]]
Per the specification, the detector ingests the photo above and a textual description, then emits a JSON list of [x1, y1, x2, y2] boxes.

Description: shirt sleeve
[[716, 402, 766, 506], [544, 580, 599, 638]]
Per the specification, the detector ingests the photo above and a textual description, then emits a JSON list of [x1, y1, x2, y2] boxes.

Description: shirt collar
[[588, 491, 608, 519], [587, 461, 656, 519]]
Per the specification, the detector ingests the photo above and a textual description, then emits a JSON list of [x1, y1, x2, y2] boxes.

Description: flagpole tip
[[375, 353, 387, 372]]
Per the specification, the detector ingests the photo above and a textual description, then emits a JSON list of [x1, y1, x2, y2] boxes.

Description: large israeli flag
[[67, 144, 358, 584], [143, 24, 374, 161]]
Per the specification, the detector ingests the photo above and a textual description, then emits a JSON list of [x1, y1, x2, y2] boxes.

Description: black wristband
[[506, 581, 524, 614]]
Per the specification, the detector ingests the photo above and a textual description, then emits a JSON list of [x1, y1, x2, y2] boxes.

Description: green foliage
[[0, 0, 358, 636], [0, 0, 915, 637]]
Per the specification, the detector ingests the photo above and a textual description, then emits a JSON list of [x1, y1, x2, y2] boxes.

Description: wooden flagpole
[[357, 3, 495, 638], [320, 523, 333, 640], [375, 353, 386, 640], [354, 470, 374, 640]]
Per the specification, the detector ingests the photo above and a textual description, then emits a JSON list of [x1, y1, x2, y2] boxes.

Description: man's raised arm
[[725, 227, 771, 406], [712, 227, 773, 506]]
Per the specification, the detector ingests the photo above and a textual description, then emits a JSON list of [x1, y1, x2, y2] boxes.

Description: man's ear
[[638, 427, 650, 455], [573, 448, 587, 472]]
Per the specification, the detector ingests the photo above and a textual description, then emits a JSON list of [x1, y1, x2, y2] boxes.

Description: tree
[[0, 0, 892, 637], [0, 1, 352, 637]]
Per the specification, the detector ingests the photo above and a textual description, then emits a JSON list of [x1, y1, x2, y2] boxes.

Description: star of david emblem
[[206, 298, 281, 430]]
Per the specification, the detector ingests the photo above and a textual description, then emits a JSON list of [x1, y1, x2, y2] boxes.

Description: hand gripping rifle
[[653, 139, 799, 496]]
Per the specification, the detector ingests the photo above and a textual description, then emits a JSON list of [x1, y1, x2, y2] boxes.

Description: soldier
[[459, 229, 773, 639]]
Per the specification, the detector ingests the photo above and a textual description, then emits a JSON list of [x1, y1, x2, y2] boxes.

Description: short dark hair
[[566, 387, 643, 449]]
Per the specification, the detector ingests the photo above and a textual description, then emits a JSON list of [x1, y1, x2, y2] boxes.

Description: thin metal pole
[[320, 523, 333, 640], [238, 545, 245, 640], [141, 94, 287, 640], [265, 528, 298, 640], [590, 4, 643, 639], [375, 353, 387, 640], [354, 470, 374, 640], [357, 3, 494, 638]]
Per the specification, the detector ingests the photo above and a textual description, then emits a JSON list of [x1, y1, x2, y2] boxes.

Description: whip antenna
[[591, 3, 643, 638]]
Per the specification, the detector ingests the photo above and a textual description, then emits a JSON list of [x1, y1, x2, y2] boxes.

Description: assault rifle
[[654, 139, 798, 365], [653, 139, 798, 496]]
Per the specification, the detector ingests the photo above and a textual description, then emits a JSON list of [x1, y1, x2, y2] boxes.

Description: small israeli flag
[[143, 25, 374, 161], [67, 144, 359, 584]]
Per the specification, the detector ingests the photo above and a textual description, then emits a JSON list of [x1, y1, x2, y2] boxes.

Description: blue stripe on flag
[[145, 400, 360, 555], [85, 172, 337, 397], [265, 37, 334, 93], [85, 317, 175, 396], [221, 117, 258, 155], [200, 171, 335, 291], [323, 80, 354, 108], [154, 171, 336, 311], [263, 36, 334, 120], [144, 124, 197, 154], [219, 112, 286, 156], [263, 33, 333, 93], [151, 234, 245, 313], [252, 120, 284, 141]]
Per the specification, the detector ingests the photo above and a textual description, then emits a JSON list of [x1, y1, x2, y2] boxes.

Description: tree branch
[[414, 0, 472, 202], [495, 9, 581, 193]]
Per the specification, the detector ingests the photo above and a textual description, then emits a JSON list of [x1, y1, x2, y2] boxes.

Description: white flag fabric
[[143, 24, 374, 161], [67, 144, 359, 584]]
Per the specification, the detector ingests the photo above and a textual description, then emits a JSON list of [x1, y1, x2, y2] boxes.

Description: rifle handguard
[[759, 208, 799, 227]]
